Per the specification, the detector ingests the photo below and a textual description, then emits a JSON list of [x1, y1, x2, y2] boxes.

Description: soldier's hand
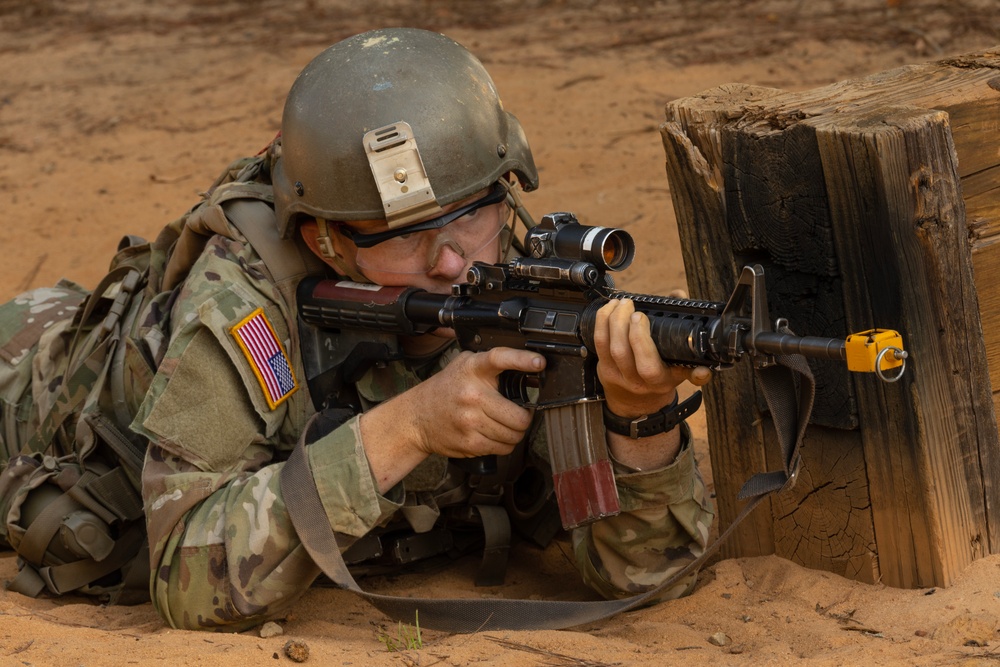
[[594, 298, 711, 418], [409, 347, 544, 459], [359, 347, 544, 493]]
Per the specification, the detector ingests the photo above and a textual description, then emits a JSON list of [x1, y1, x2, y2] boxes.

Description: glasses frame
[[337, 182, 509, 249]]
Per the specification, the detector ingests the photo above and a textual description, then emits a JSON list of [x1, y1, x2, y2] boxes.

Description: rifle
[[296, 212, 907, 531]]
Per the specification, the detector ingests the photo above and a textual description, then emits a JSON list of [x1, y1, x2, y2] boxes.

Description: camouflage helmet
[[272, 28, 539, 238]]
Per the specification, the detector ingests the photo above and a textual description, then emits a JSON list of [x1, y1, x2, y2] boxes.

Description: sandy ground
[[1, 1, 999, 665]]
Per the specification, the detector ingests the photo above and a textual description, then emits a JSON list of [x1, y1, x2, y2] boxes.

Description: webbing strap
[[280, 353, 815, 632], [739, 342, 816, 500], [7, 564, 46, 597], [38, 525, 146, 596], [223, 197, 328, 307], [17, 492, 80, 567], [67, 470, 118, 526], [282, 435, 648, 631], [472, 504, 511, 587], [84, 413, 146, 479], [86, 467, 144, 522]]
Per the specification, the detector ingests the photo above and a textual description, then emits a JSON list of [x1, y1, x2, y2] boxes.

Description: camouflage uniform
[[0, 175, 714, 632]]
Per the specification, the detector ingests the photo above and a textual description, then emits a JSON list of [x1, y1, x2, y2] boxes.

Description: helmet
[[273, 28, 539, 238]]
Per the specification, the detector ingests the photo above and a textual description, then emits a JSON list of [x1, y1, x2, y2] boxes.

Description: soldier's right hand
[[358, 347, 545, 493], [413, 348, 543, 457]]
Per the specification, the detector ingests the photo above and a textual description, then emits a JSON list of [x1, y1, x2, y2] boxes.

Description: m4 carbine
[[297, 212, 907, 531]]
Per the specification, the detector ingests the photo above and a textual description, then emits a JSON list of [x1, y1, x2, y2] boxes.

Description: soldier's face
[[305, 189, 507, 294]]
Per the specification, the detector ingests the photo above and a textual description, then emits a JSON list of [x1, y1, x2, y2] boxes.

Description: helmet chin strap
[[315, 218, 371, 283], [501, 177, 537, 232], [500, 178, 536, 258]]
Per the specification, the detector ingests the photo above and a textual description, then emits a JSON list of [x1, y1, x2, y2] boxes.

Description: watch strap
[[603, 391, 703, 439]]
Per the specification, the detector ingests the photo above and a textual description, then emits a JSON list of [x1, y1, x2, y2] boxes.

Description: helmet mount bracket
[[364, 122, 443, 229]]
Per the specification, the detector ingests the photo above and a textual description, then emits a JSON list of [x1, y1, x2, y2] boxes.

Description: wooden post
[[662, 48, 1000, 588]]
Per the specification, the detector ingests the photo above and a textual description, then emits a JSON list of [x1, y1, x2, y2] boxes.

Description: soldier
[[0, 28, 713, 630]]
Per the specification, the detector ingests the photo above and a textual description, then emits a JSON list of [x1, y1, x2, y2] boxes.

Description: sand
[[1, 1, 998, 664]]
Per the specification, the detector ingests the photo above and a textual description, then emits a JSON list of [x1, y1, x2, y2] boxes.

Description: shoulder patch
[[230, 307, 298, 410]]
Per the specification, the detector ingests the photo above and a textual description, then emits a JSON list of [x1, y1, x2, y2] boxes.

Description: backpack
[[0, 151, 288, 604], [0, 239, 154, 603]]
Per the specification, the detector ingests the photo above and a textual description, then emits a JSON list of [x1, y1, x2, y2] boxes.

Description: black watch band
[[603, 391, 703, 439]]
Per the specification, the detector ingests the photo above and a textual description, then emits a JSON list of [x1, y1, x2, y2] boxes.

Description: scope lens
[[590, 228, 634, 271], [600, 230, 634, 270], [603, 244, 618, 266]]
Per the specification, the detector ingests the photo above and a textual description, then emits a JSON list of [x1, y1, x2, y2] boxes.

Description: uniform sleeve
[[140, 413, 400, 632], [133, 247, 401, 631], [571, 423, 714, 601]]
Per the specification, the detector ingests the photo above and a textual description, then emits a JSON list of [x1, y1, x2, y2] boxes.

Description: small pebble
[[284, 639, 310, 663], [707, 632, 731, 647], [260, 622, 284, 638]]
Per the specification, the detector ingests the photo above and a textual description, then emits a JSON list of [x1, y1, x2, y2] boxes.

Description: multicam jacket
[[0, 168, 714, 631]]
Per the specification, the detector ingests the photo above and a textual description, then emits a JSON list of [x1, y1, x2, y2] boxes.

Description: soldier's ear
[[299, 219, 321, 255], [300, 218, 369, 283]]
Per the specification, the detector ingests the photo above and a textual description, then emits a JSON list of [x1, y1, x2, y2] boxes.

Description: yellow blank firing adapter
[[845, 329, 908, 382]]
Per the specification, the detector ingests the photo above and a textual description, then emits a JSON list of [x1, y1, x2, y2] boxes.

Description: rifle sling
[[739, 331, 817, 500], [280, 351, 814, 633]]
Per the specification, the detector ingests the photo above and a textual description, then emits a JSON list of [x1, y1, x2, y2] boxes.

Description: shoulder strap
[[222, 197, 328, 309], [157, 164, 327, 310]]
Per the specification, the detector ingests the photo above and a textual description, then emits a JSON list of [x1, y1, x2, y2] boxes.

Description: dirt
[[1, 1, 999, 665]]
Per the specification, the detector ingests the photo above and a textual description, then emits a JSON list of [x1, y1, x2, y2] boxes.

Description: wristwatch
[[603, 391, 703, 439]]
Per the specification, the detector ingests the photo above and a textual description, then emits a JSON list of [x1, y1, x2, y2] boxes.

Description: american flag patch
[[230, 308, 298, 410]]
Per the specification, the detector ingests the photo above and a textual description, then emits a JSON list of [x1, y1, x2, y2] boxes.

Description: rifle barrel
[[751, 331, 846, 360]]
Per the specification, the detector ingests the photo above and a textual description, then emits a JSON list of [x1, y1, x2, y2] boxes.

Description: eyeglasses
[[336, 183, 510, 274], [337, 182, 509, 248]]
